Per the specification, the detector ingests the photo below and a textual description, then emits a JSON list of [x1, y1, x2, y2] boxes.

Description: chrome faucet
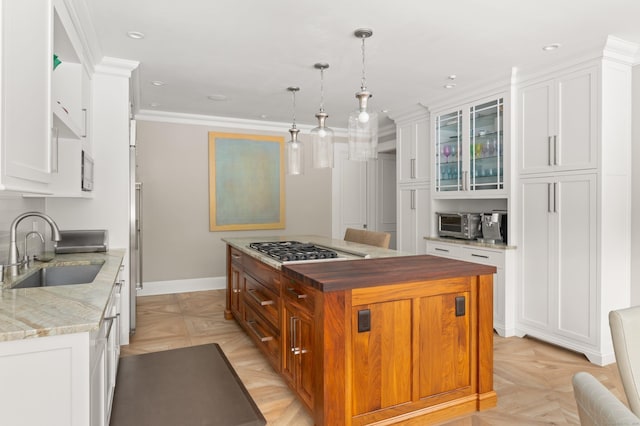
[[7, 212, 61, 277]]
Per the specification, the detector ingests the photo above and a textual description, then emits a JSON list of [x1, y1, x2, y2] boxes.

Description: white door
[[375, 153, 397, 249], [332, 143, 368, 239]]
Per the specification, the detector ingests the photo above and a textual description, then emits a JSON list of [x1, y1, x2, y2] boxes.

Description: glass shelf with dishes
[[435, 97, 505, 194]]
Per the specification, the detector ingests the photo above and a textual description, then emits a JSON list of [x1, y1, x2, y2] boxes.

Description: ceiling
[[83, 0, 640, 130]]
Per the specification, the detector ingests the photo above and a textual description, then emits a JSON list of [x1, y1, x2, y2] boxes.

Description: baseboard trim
[[136, 276, 226, 296]]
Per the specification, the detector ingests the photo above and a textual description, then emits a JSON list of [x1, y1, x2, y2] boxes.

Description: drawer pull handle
[[247, 288, 274, 306], [287, 287, 308, 299], [435, 248, 449, 253], [231, 253, 241, 259], [471, 253, 489, 259], [247, 320, 273, 342]]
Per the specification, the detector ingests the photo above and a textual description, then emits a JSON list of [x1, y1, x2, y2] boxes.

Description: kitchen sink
[[12, 263, 104, 289]]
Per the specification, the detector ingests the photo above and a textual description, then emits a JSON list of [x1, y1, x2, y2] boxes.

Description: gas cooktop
[[248, 241, 339, 262]]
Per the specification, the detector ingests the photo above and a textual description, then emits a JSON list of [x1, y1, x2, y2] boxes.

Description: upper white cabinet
[[518, 66, 597, 175], [432, 95, 508, 198], [0, 0, 53, 193], [395, 107, 429, 184]]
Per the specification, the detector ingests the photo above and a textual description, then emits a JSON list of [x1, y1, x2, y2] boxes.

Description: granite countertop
[[424, 236, 517, 250], [0, 249, 125, 342], [222, 235, 410, 270]]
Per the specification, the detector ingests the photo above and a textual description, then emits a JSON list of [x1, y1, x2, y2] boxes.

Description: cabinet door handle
[[290, 316, 299, 354], [553, 135, 558, 165], [247, 320, 273, 342], [231, 253, 241, 260], [410, 189, 416, 210], [548, 136, 553, 166], [51, 127, 59, 173], [247, 288, 274, 306], [410, 158, 416, 179], [471, 253, 489, 259], [548, 183, 553, 213], [286, 287, 307, 299], [82, 108, 88, 138], [554, 182, 558, 213], [435, 247, 450, 253]]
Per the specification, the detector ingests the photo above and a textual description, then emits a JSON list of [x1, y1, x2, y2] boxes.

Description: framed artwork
[[208, 132, 285, 231]]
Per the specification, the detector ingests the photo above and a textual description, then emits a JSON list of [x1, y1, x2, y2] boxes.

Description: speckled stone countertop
[[222, 235, 409, 270], [0, 249, 124, 342], [424, 236, 517, 250]]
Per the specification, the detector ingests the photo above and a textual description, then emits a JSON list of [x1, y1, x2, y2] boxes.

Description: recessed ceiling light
[[127, 31, 145, 39], [444, 83, 456, 89], [260, 114, 268, 119], [447, 74, 457, 80], [542, 43, 561, 51], [207, 94, 228, 101], [150, 80, 166, 86], [149, 102, 160, 107]]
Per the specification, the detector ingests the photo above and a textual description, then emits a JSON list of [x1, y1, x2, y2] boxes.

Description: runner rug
[[110, 343, 266, 426]]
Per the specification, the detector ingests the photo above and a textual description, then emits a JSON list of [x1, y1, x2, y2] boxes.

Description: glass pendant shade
[[286, 127, 303, 175], [348, 91, 378, 161], [311, 63, 333, 169], [285, 86, 303, 175], [348, 28, 378, 161], [310, 111, 334, 168]]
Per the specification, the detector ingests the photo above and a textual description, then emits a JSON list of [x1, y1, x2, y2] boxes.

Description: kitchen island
[[224, 236, 497, 425]]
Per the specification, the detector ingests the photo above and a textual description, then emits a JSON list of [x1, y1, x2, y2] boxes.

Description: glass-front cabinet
[[434, 97, 505, 196]]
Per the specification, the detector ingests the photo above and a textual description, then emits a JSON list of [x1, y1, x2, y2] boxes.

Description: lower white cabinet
[[398, 184, 429, 254], [0, 283, 122, 426], [426, 239, 516, 337], [518, 173, 599, 360]]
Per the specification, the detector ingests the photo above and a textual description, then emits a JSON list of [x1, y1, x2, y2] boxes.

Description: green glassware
[[53, 54, 61, 70]]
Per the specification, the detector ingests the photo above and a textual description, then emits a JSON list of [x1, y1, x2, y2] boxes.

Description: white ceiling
[[83, 0, 640, 129]]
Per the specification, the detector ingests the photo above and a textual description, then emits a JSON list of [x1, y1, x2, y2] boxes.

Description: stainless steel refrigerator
[[129, 119, 142, 333]]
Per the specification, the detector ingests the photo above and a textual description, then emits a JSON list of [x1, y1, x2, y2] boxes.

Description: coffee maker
[[480, 211, 507, 244]]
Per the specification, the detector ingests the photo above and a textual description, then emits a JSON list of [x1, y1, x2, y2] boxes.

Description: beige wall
[[136, 120, 333, 282]]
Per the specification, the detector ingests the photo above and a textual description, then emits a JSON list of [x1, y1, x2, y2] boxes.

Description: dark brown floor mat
[[110, 343, 266, 426]]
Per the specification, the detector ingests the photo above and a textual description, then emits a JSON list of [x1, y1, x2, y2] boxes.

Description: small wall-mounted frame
[[208, 132, 285, 231]]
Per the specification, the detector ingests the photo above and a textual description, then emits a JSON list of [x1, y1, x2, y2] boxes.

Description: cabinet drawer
[[243, 304, 281, 370], [230, 247, 243, 265], [244, 255, 281, 295], [460, 247, 504, 268], [426, 242, 461, 259], [244, 273, 279, 329], [283, 277, 315, 314]]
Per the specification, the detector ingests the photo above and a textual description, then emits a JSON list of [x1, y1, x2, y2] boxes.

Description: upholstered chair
[[343, 228, 391, 249], [610, 306, 640, 416], [572, 372, 640, 425]]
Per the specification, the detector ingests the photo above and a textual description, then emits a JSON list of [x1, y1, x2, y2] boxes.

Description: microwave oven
[[81, 150, 93, 191], [436, 212, 482, 240]]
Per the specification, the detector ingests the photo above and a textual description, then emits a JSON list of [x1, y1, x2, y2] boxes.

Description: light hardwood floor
[[121, 290, 626, 425]]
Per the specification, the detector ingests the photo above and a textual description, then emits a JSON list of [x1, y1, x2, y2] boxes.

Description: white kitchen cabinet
[[397, 184, 429, 254], [518, 174, 597, 353], [426, 239, 516, 337], [517, 66, 597, 175], [395, 108, 429, 184], [433, 95, 508, 197], [0, 283, 122, 426], [0, 0, 53, 193], [515, 43, 635, 365]]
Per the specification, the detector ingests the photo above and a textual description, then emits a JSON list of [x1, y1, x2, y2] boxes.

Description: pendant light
[[348, 28, 378, 161], [310, 63, 334, 168], [285, 87, 303, 175]]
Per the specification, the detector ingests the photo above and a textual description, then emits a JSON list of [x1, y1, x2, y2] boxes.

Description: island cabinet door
[[418, 291, 472, 399], [351, 299, 413, 416], [282, 302, 314, 410]]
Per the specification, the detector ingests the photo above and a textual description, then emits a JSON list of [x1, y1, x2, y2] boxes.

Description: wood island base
[[225, 243, 497, 425]]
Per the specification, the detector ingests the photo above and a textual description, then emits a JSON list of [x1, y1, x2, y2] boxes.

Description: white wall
[[632, 64, 640, 305], [135, 119, 333, 283]]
